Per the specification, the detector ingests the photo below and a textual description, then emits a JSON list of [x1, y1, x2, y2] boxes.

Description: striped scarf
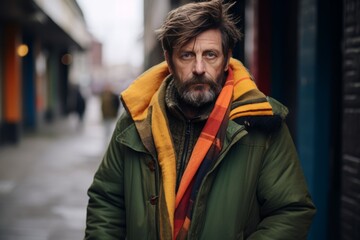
[[174, 68, 234, 239], [121, 58, 273, 240]]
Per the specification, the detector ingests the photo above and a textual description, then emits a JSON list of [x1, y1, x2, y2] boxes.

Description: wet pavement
[[0, 97, 115, 240]]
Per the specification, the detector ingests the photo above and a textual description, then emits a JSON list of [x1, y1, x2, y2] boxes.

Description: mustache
[[174, 74, 224, 100], [181, 75, 218, 89]]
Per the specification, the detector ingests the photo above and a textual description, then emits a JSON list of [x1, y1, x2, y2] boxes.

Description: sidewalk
[[0, 96, 115, 240]]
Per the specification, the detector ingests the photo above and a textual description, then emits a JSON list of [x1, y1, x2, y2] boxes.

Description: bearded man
[[85, 1, 316, 239]]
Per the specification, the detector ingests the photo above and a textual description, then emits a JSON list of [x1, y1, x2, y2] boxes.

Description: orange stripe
[[237, 77, 251, 82], [4, 25, 21, 122], [200, 132, 215, 141], [229, 102, 273, 118], [233, 79, 258, 100], [230, 110, 274, 119], [183, 217, 190, 230]]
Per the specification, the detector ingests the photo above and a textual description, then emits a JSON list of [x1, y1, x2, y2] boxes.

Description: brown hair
[[155, 0, 242, 59]]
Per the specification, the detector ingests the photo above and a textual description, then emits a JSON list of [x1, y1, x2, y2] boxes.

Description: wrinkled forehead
[[174, 29, 224, 53]]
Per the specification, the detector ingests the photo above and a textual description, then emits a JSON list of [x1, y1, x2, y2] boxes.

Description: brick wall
[[341, 0, 360, 239]]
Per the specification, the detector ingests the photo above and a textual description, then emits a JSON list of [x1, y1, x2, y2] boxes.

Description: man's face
[[167, 29, 230, 107]]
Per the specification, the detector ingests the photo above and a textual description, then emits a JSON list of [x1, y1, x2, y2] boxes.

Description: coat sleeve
[[85, 119, 126, 239], [247, 123, 316, 240]]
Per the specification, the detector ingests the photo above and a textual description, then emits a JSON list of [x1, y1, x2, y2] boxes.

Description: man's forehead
[[177, 30, 223, 52]]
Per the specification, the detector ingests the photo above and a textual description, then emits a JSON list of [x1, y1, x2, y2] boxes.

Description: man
[[100, 84, 121, 141], [85, 1, 316, 239]]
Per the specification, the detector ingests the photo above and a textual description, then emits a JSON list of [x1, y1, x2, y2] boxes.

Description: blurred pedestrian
[[85, 1, 316, 239], [100, 85, 120, 141], [75, 85, 86, 122], [68, 84, 86, 125]]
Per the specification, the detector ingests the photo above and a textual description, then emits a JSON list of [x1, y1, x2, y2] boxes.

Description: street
[[0, 97, 114, 240]]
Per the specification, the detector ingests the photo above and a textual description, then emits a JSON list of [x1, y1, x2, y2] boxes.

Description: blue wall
[[22, 35, 36, 129], [297, 0, 339, 239]]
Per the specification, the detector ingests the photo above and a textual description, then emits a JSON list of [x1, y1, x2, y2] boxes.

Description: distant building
[[0, 0, 91, 144]]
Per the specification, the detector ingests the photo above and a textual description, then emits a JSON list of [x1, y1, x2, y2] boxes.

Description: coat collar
[[117, 116, 247, 154]]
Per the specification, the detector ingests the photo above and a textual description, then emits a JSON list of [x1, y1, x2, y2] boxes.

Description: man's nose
[[193, 57, 205, 75]]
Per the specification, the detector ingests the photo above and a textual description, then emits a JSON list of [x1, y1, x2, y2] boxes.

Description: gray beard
[[174, 75, 223, 108], [180, 88, 217, 107]]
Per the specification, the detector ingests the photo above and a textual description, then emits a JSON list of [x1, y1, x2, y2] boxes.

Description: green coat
[[85, 98, 316, 240]]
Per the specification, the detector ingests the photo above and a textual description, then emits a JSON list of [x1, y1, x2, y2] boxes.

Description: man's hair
[[155, 0, 242, 59]]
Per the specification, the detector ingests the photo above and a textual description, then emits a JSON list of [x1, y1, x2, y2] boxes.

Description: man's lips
[[191, 83, 209, 90]]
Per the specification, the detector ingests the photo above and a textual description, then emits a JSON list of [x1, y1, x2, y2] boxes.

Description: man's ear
[[164, 51, 173, 74], [224, 50, 232, 71]]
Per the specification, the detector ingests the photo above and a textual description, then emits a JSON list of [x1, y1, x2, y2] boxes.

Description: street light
[[17, 44, 29, 57]]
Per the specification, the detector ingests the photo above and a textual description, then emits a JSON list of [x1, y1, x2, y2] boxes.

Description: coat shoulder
[[233, 97, 289, 133]]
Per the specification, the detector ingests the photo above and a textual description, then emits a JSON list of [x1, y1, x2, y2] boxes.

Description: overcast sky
[[76, 0, 144, 67]]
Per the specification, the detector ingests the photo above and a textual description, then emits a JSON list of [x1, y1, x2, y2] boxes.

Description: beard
[[173, 73, 224, 108]]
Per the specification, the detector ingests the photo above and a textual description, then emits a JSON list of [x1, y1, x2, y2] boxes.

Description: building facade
[[0, 0, 91, 144]]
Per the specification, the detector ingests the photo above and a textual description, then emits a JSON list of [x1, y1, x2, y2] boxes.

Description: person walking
[[85, 1, 316, 239], [100, 86, 121, 141]]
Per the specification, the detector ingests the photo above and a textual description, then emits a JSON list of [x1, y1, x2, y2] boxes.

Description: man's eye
[[205, 52, 217, 59], [180, 52, 193, 59]]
